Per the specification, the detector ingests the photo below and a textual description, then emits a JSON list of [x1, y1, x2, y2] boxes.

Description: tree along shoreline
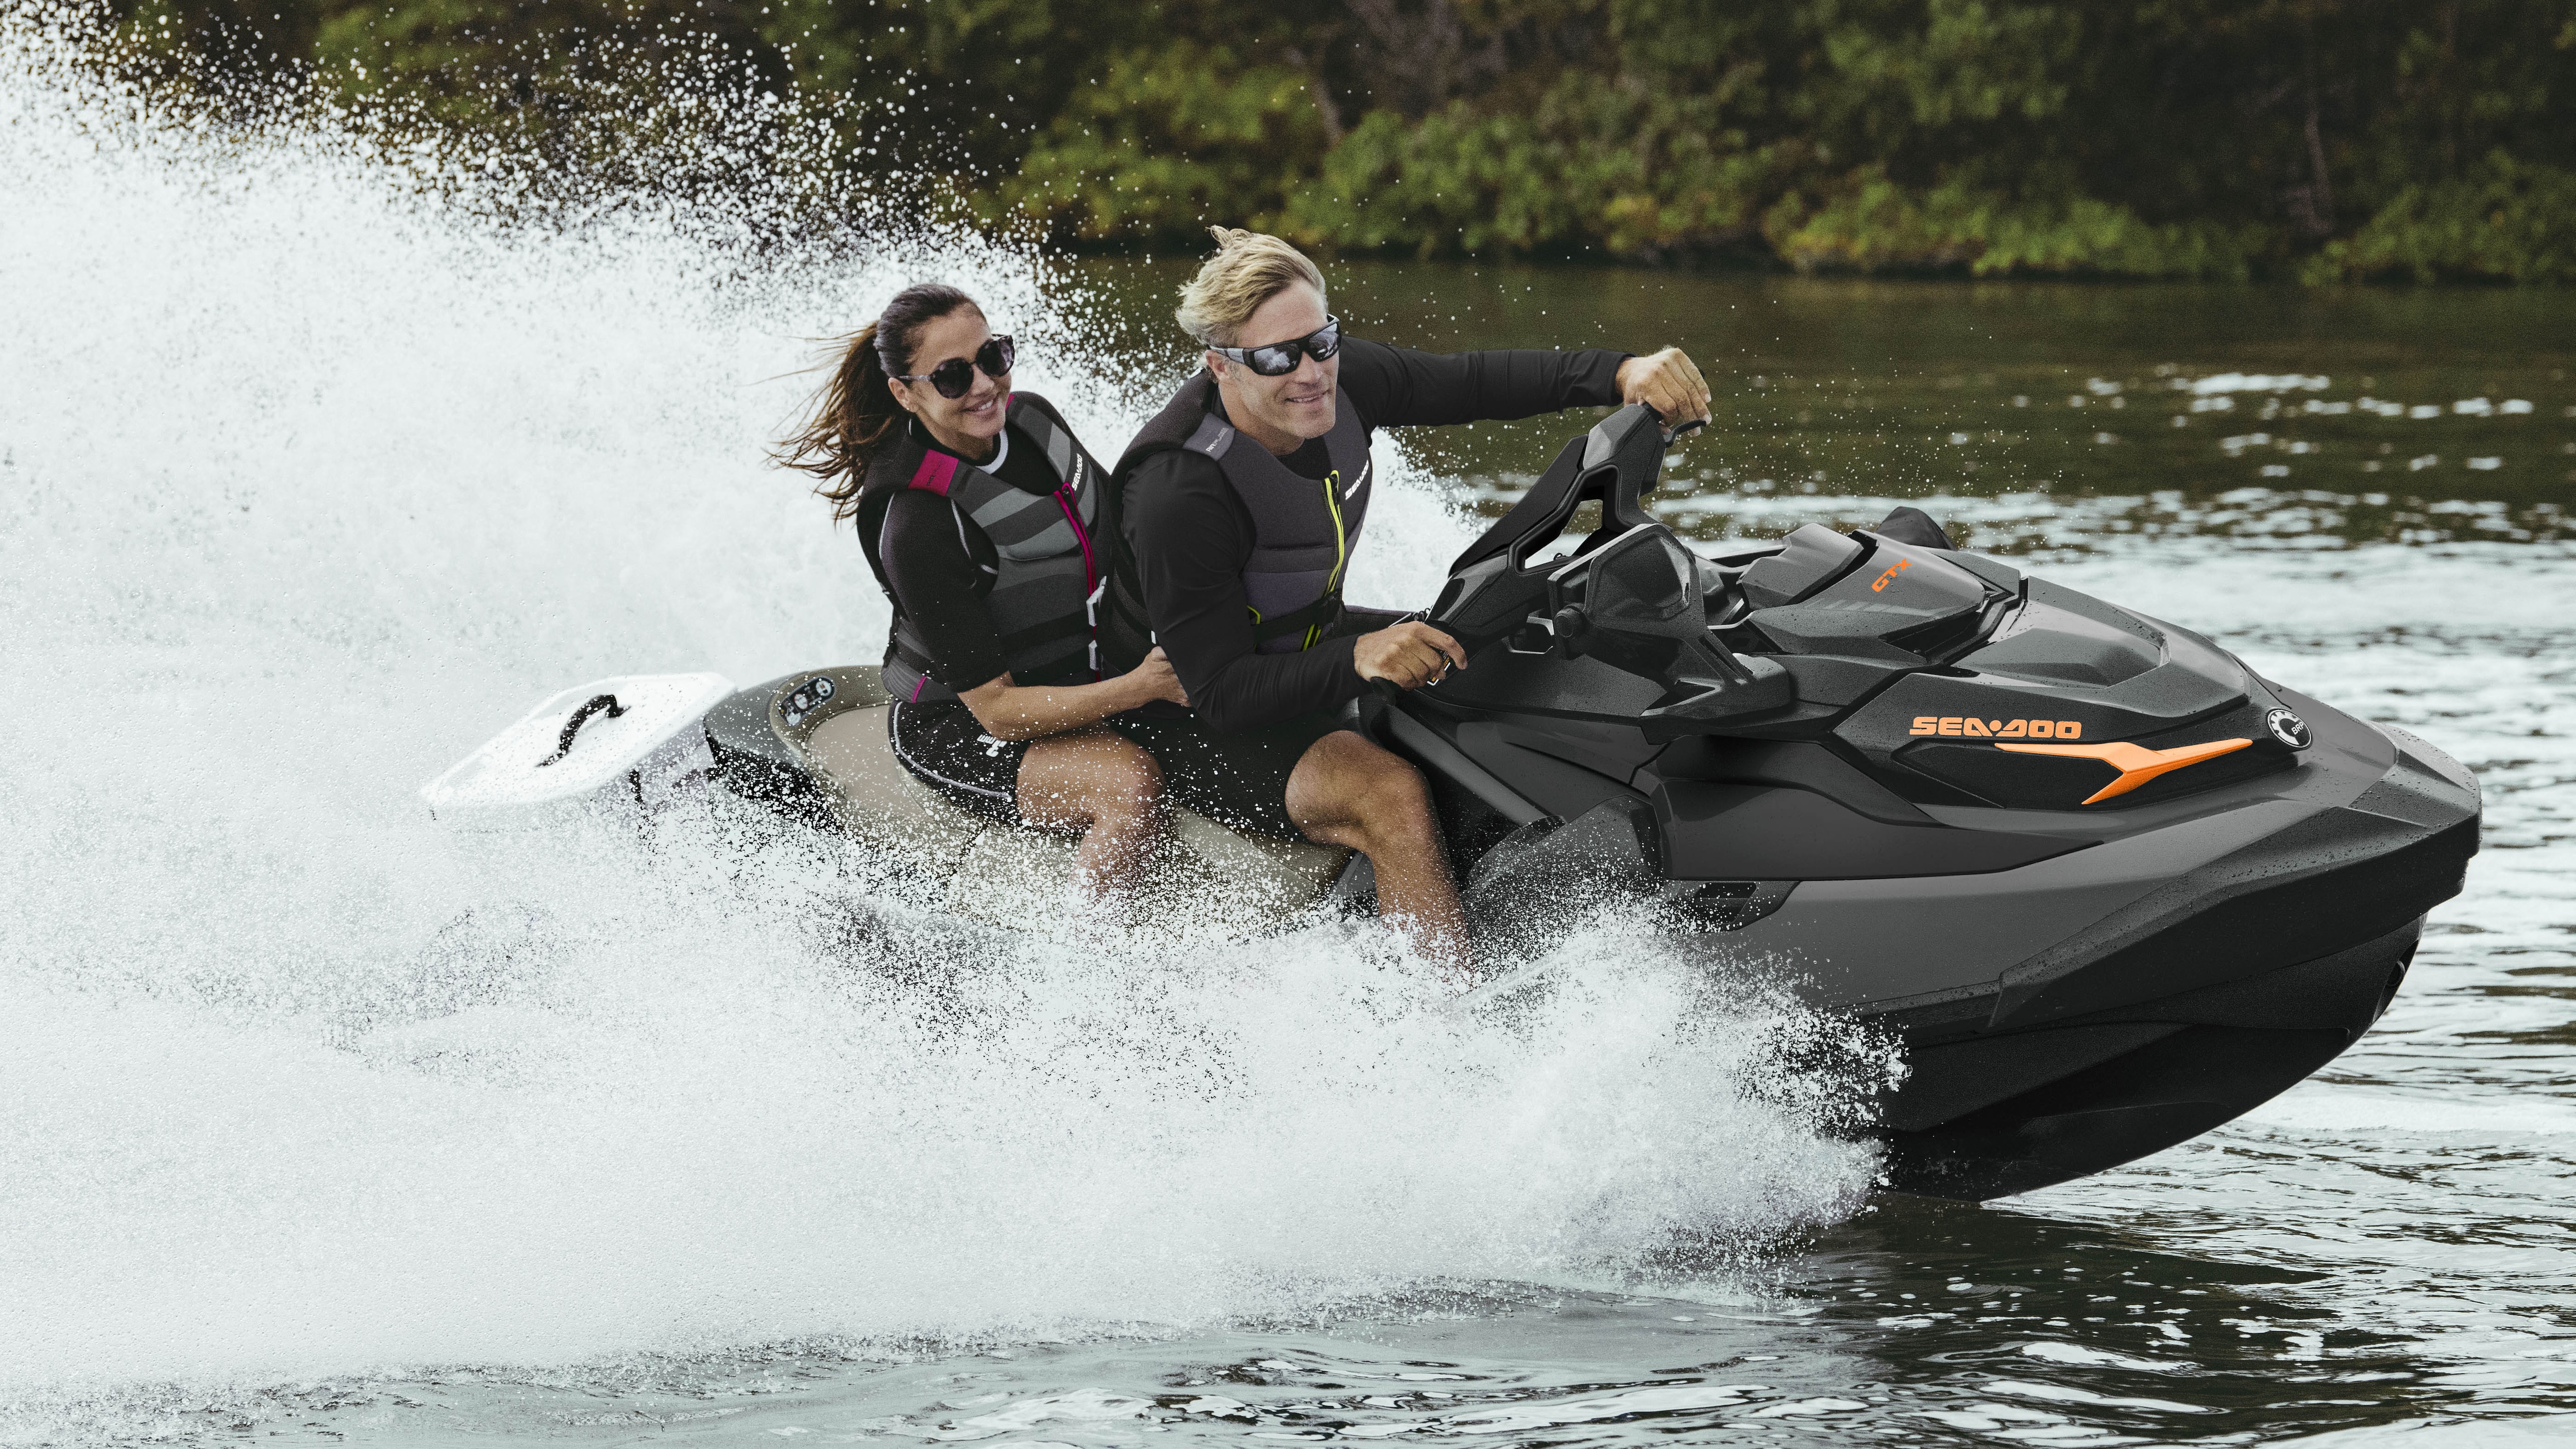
[[1031, 234, 2571, 287], [108, 0, 2576, 285]]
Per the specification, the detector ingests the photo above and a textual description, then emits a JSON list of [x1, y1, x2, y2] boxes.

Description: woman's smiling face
[[889, 305, 1009, 456]]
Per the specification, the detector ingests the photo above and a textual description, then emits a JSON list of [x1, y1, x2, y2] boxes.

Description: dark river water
[[5, 23, 2575, 1444], [1062, 256, 2575, 553]]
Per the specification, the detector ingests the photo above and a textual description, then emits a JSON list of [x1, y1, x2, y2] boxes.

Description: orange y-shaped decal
[[1995, 738, 2253, 805]]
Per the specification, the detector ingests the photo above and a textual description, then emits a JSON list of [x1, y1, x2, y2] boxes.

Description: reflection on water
[[1062, 259, 2576, 552]]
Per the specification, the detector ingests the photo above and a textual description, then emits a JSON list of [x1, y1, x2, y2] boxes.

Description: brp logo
[[2265, 707, 2312, 749]]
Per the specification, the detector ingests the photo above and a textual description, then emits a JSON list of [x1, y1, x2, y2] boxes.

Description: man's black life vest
[[1100, 371, 1373, 672], [854, 393, 1106, 704]]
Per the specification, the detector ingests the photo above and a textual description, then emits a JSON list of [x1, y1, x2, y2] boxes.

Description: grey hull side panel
[[1711, 690, 2437, 1017], [1713, 798, 2312, 1011]]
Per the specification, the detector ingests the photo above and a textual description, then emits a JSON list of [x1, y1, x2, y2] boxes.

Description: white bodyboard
[[420, 673, 735, 821]]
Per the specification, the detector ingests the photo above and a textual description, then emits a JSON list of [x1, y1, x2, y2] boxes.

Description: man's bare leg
[[1017, 729, 1168, 904], [1285, 729, 1470, 975]]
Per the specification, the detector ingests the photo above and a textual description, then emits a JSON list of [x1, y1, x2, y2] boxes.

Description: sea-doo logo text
[[2264, 707, 2312, 749], [1871, 557, 1912, 592], [1911, 716, 2083, 739]]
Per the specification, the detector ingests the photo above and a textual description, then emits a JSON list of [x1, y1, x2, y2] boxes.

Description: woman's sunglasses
[[894, 335, 1014, 399], [1209, 316, 1340, 377]]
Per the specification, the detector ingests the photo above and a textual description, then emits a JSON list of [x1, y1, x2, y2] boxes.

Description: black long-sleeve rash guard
[[1122, 337, 1629, 735]]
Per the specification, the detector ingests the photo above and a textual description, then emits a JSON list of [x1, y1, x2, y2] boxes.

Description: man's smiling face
[[1210, 282, 1337, 447]]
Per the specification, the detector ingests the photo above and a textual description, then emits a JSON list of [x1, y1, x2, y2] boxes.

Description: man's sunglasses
[[894, 335, 1014, 399], [1209, 316, 1340, 377]]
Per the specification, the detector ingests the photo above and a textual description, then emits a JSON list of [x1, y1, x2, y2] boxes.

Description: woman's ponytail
[[776, 283, 978, 524]]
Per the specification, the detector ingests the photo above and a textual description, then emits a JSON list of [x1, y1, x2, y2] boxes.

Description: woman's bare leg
[[1285, 730, 1470, 976], [1016, 728, 1168, 903]]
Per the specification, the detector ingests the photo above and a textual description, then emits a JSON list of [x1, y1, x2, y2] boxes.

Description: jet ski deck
[[700, 664, 1353, 933], [423, 664, 1352, 936]]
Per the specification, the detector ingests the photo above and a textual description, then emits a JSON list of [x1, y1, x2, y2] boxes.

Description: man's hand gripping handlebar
[[1355, 620, 1466, 693]]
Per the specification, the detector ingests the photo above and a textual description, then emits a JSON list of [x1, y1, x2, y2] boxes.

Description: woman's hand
[[1354, 621, 1466, 690], [1127, 646, 1190, 707], [1615, 346, 1713, 427], [961, 653, 1182, 741]]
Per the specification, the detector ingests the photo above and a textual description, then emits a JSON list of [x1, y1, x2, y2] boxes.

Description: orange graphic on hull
[[1995, 738, 2254, 805]]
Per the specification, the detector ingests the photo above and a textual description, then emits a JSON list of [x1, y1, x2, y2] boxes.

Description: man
[[1104, 228, 1711, 970]]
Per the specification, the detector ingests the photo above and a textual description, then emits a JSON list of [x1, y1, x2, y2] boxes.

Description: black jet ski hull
[[1349, 402, 2487, 1199], [1874, 915, 2426, 1198], [1367, 670, 2475, 1201]]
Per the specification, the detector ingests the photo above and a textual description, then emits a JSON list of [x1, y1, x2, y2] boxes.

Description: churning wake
[[0, 4, 1880, 1430]]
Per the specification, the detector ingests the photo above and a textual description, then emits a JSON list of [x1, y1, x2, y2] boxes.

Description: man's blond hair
[[1174, 227, 1326, 347]]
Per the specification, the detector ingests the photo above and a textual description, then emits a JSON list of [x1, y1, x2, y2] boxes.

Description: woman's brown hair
[[776, 283, 980, 524]]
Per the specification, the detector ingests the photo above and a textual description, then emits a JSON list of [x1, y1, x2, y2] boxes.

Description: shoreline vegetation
[[104, 0, 2576, 283]]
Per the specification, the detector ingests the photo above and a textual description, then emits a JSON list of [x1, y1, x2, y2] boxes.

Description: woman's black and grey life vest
[[855, 393, 1106, 703], [1101, 371, 1374, 667]]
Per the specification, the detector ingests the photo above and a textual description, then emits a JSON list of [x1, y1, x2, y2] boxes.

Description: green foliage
[[752, 0, 1154, 178], [111, 0, 2576, 281], [1765, 168, 2269, 278], [1291, 104, 1584, 255], [2311, 151, 2576, 282], [993, 41, 1330, 240]]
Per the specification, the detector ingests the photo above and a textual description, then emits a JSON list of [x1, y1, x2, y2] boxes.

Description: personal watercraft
[[422, 403, 2480, 1200]]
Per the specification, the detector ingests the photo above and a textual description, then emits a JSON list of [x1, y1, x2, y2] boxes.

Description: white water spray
[[0, 6, 1878, 1426]]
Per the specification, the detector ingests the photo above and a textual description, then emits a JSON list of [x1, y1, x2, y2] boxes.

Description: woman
[[777, 284, 1188, 906]]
